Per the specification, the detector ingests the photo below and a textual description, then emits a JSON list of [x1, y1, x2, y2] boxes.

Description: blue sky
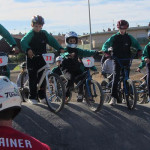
[[0, 0, 150, 35]]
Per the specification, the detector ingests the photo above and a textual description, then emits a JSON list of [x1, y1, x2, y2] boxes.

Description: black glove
[[94, 51, 102, 55]]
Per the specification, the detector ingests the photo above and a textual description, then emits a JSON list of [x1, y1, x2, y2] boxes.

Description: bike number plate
[[42, 53, 55, 64], [82, 57, 95, 67], [0, 56, 8, 66]]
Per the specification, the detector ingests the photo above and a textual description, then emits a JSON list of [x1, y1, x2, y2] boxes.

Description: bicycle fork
[[85, 71, 96, 97]]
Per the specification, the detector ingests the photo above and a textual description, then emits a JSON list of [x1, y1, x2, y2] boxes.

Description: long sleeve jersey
[[61, 47, 96, 72], [141, 42, 150, 60], [0, 24, 17, 47], [102, 32, 142, 58], [21, 29, 63, 55], [138, 42, 150, 69]]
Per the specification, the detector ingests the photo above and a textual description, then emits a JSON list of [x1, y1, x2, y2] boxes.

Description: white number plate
[[42, 53, 55, 64], [82, 57, 94, 67], [0, 56, 8, 66]]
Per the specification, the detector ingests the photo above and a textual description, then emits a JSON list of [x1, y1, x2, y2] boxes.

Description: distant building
[[79, 26, 150, 50]]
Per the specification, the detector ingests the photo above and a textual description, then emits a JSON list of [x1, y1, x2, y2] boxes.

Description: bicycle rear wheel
[[85, 80, 104, 112], [20, 87, 29, 102], [125, 79, 137, 110], [46, 73, 65, 113], [20, 72, 29, 102], [134, 80, 148, 104], [60, 75, 72, 103], [101, 79, 111, 103]]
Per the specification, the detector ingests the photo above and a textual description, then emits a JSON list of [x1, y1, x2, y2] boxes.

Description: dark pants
[[63, 69, 84, 97], [146, 63, 150, 97], [27, 56, 46, 99], [111, 59, 130, 101]]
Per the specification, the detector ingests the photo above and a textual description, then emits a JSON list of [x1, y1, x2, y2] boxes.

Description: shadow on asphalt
[[14, 105, 67, 150], [14, 102, 150, 150]]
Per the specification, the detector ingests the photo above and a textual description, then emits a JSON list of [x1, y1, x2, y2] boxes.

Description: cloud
[[0, 0, 149, 34]]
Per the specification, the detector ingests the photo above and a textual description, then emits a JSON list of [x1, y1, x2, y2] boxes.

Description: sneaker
[[27, 99, 38, 105], [109, 97, 117, 106], [39, 98, 47, 104], [77, 95, 83, 102]]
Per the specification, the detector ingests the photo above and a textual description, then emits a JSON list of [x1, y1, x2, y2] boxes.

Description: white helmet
[[56, 56, 63, 62], [65, 31, 78, 48], [0, 76, 22, 112]]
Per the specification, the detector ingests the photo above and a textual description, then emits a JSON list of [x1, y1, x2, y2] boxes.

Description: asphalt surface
[[13, 102, 150, 150], [10, 61, 150, 150]]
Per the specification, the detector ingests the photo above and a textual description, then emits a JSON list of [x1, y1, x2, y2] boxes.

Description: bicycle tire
[[85, 80, 104, 112], [60, 75, 72, 104], [138, 93, 148, 104], [45, 73, 65, 113], [124, 79, 137, 110], [133, 80, 148, 104], [20, 72, 29, 102], [117, 80, 124, 103], [20, 87, 29, 102], [101, 79, 111, 103]]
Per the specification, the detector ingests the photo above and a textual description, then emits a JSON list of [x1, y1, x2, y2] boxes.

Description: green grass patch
[[13, 65, 21, 71]]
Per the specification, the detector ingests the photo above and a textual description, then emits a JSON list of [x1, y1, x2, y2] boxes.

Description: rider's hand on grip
[[28, 49, 35, 59], [136, 67, 141, 73]]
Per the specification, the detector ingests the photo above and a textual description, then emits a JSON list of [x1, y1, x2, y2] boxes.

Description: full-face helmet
[[65, 31, 78, 48], [0, 76, 22, 112]]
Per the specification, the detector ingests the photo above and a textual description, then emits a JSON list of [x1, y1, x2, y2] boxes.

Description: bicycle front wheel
[[101, 79, 111, 103], [60, 75, 72, 103], [46, 73, 65, 113], [134, 80, 148, 104], [85, 80, 104, 112], [20, 72, 29, 102], [125, 79, 137, 110]]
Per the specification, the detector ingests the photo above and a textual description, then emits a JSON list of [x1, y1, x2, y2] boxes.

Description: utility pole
[[88, 0, 92, 49]]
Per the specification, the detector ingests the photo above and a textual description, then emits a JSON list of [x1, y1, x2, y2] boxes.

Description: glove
[[95, 51, 102, 55]]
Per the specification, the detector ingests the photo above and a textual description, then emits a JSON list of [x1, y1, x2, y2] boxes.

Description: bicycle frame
[[86, 70, 94, 97], [37, 63, 57, 95], [73, 69, 94, 98], [113, 56, 133, 95]]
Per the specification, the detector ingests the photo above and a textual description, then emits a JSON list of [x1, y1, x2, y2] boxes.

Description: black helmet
[[31, 15, 45, 25]]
